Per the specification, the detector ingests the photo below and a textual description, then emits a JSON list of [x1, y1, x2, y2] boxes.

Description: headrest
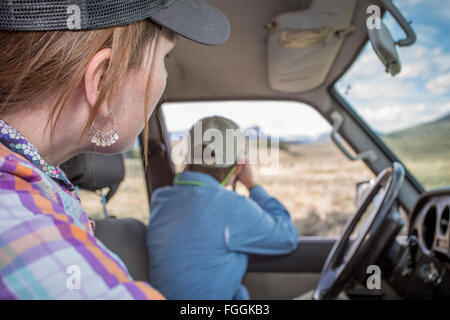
[[61, 153, 125, 201]]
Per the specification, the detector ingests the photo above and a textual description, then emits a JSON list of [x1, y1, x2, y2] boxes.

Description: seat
[[60, 152, 125, 202], [61, 153, 150, 282], [94, 218, 150, 282]]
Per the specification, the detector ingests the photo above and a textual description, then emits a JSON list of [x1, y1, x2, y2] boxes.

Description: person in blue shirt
[[146, 116, 299, 300]]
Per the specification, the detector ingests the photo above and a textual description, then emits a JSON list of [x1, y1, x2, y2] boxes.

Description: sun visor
[[267, 0, 357, 93]]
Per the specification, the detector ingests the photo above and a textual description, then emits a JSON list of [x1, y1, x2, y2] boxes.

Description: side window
[[78, 142, 150, 223], [162, 101, 374, 237]]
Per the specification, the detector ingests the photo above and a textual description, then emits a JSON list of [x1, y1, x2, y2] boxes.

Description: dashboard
[[390, 189, 450, 299], [411, 190, 450, 259]]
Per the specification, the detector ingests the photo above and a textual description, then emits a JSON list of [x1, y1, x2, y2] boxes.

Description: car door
[[244, 238, 336, 299]]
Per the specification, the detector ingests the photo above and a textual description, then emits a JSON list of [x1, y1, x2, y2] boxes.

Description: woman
[[0, 0, 229, 299]]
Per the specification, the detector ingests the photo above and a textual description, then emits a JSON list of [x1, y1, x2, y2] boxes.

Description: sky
[[337, 0, 450, 133], [162, 101, 331, 138], [164, 0, 450, 136]]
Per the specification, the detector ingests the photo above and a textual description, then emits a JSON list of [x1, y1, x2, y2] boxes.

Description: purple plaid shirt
[[0, 119, 163, 299]]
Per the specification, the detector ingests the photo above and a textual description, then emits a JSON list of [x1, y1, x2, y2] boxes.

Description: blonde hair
[[0, 20, 161, 166]]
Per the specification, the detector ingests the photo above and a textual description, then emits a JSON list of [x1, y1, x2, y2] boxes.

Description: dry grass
[[79, 142, 374, 237], [244, 142, 374, 236]]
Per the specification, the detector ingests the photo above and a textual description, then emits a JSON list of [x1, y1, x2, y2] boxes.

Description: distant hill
[[313, 132, 332, 143], [382, 112, 450, 190], [435, 113, 450, 123], [243, 125, 330, 144], [168, 130, 189, 141], [242, 125, 267, 139], [385, 112, 450, 139], [169, 125, 329, 144]]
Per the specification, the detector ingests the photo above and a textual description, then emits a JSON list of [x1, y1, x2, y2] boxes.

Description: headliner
[[164, 0, 373, 105]]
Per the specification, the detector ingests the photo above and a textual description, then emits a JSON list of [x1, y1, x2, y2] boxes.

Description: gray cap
[[187, 116, 245, 168], [0, 0, 230, 46]]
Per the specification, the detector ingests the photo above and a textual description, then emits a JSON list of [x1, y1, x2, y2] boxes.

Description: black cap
[[0, 0, 230, 46]]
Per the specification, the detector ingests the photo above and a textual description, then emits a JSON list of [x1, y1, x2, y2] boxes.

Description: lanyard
[[173, 174, 206, 186], [173, 166, 237, 187]]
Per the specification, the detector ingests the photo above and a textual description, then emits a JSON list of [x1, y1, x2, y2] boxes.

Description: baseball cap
[[187, 116, 246, 168], [0, 0, 230, 46]]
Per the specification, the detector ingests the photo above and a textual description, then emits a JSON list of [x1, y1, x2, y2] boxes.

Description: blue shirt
[[146, 171, 299, 300]]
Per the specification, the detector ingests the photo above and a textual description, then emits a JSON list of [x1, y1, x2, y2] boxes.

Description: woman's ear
[[84, 48, 112, 117]]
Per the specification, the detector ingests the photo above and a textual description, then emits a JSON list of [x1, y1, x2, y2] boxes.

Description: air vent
[[440, 206, 449, 236], [422, 206, 437, 251]]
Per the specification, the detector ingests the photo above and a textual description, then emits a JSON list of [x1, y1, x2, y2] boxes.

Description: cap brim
[[149, 0, 230, 46]]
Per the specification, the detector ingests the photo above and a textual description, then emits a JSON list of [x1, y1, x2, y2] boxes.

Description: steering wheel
[[313, 162, 405, 300]]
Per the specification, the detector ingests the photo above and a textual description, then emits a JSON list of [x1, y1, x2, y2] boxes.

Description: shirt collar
[[0, 119, 75, 191], [176, 170, 222, 188]]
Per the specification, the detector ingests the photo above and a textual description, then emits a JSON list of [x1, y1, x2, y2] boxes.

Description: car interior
[[61, 0, 450, 300]]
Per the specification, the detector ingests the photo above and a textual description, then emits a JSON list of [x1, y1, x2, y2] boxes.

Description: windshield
[[336, 0, 450, 191]]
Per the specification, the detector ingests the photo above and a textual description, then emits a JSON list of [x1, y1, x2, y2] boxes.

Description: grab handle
[[330, 111, 378, 163], [378, 0, 416, 47]]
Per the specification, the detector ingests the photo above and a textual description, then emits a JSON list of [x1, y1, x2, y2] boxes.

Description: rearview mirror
[[366, 0, 417, 76], [367, 21, 401, 76]]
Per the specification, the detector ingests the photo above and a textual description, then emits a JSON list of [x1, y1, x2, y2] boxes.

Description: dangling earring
[[89, 111, 119, 147]]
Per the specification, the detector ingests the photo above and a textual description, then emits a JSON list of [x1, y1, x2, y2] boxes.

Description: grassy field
[[245, 142, 374, 236], [79, 114, 449, 236], [382, 114, 450, 190], [79, 141, 374, 237]]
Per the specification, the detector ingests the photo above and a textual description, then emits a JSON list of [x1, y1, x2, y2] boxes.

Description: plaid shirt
[[0, 120, 163, 299]]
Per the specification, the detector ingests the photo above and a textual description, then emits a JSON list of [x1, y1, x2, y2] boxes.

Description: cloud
[[431, 2, 450, 20], [398, 60, 430, 79], [335, 0, 450, 133], [414, 24, 440, 45], [340, 41, 450, 101], [348, 50, 382, 77], [406, 0, 424, 5], [348, 73, 418, 100], [358, 101, 450, 132], [426, 72, 450, 94], [344, 44, 449, 84], [338, 41, 450, 132], [397, 45, 450, 79]]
